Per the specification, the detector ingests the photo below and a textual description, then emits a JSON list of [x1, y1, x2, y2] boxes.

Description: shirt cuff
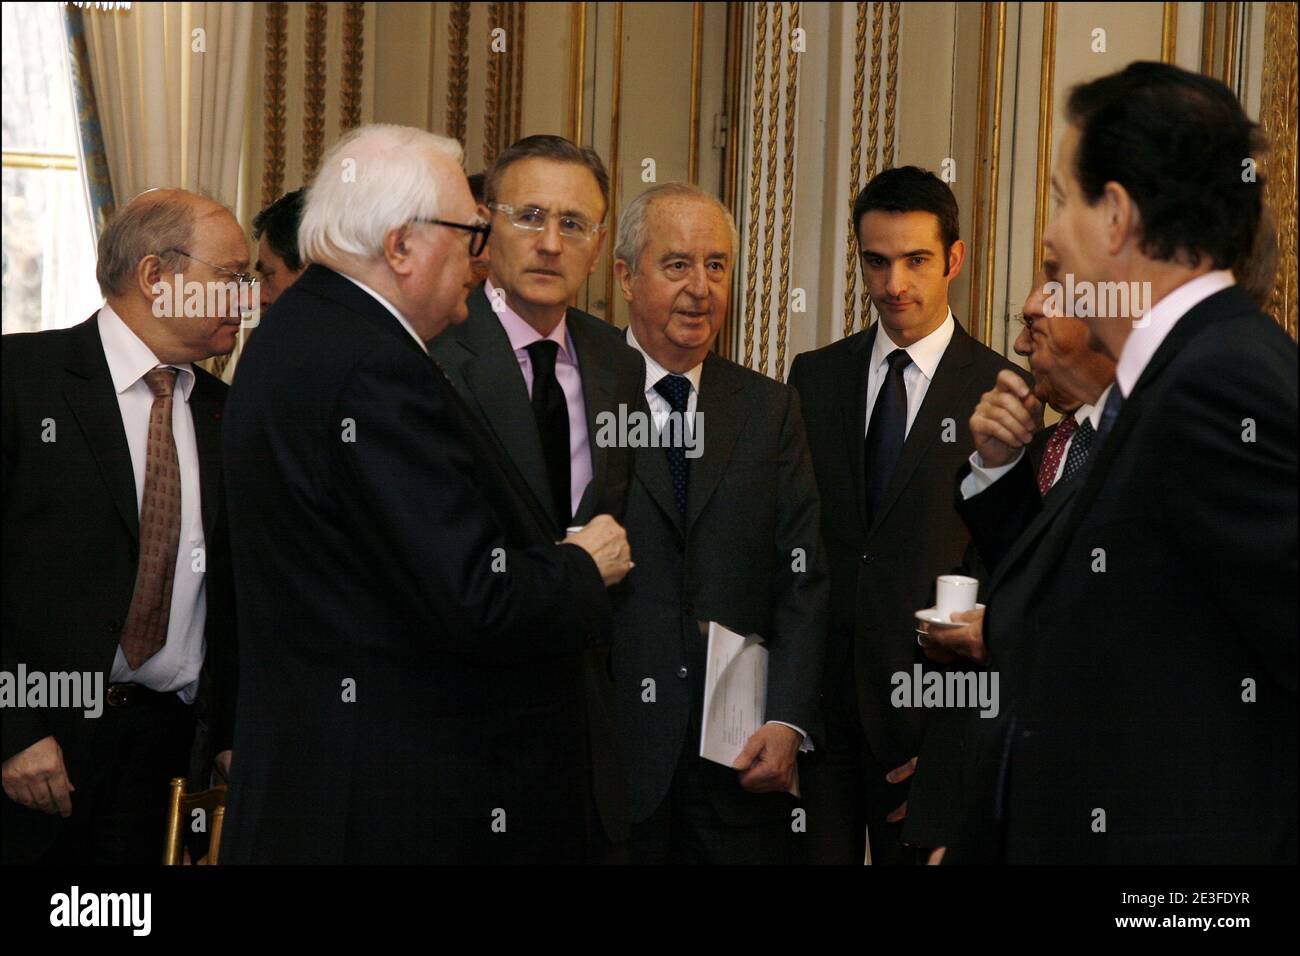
[[767, 720, 813, 752], [960, 448, 1024, 500]]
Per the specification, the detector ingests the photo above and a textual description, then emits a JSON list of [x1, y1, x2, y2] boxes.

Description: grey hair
[[613, 182, 739, 274], [299, 124, 464, 264], [95, 197, 195, 297]]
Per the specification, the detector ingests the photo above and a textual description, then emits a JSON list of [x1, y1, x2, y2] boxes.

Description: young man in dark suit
[[788, 166, 1027, 865], [221, 125, 633, 864], [610, 182, 828, 864], [964, 62, 1296, 864], [2, 189, 240, 864], [431, 136, 644, 861]]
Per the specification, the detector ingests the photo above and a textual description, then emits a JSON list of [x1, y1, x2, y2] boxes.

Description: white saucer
[[915, 604, 985, 628]]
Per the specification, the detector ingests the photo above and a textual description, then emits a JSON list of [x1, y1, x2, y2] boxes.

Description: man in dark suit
[[432, 135, 645, 861], [788, 166, 1026, 865], [2, 188, 240, 864], [220, 124, 633, 865], [609, 182, 827, 864], [961, 62, 1296, 863]]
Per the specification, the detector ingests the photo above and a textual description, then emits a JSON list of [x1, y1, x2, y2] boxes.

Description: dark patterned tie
[[1036, 414, 1078, 495], [863, 349, 912, 524], [526, 340, 571, 529], [119, 367, 181, 669], [1059, 417, 1094, 485], [1095, 385, 1124, 446], [654, 374, 692, 516]]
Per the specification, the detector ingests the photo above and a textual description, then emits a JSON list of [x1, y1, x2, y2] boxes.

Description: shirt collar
[[625, 325, 703, 397], [485, 278, 573, 362], [1114, 269, 1234, 398], [871, 309, 956, 382], [339, 273, 429, 355], [1084, 384, 1113, 431], [97, 302, 196, 401]]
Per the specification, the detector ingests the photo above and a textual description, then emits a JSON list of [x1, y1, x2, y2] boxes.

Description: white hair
[[298, 124, 464, 264], [614, 182, 739, 274]]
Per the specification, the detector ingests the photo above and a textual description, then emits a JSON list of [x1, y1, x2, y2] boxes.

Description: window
[[2, 1, 102, 335]]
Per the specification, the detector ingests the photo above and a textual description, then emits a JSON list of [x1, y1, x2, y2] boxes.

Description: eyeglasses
[[487, 202, 603, 243], [161, 248, 258, 289], [412, 217, 492, 257]]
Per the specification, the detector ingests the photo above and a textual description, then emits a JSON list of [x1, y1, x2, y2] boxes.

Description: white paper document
[[698, 621, 768, 768]]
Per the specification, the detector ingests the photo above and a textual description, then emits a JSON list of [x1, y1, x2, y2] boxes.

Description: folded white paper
[[698, 621, 768, 769]]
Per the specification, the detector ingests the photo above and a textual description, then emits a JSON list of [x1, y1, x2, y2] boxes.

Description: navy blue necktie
[[863, 349, 912, 524], [654, 374, 692, 516], [526, 340, 571, 529], [1095, 385, 1124, 446]]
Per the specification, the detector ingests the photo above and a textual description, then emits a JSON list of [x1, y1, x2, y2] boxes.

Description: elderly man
[[431, 135, 645, 861], [967, 62, 1296, 864], [2, 189, 240, 863], [221, 124, 632, 864], [609, 181, 827, 864]]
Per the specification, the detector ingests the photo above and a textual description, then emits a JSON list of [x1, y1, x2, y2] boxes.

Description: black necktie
[[526, 340, 571, 529], [1095, 385, 1124, 446], [863, 348, 912, 524], [654, 374, 692, 516]]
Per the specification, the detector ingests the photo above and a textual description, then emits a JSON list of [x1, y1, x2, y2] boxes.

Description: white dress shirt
[[98, 304, 205, 703], [341, 273, 430, 354], [1115, 269, 1235, 398], [624, 327, 811, 752], [960, 390, 1110, 499], [864, 310, 956, 440]]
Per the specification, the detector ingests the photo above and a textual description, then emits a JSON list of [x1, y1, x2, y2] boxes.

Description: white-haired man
[[220, 124, 633, 864]]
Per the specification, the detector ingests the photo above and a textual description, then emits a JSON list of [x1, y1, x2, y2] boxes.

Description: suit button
[[861, 552, 876, 564], [106, 618, 121, 634], [677, 667, 688, 679]]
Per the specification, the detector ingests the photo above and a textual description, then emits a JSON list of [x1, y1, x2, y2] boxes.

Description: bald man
[[2, 189, 243, 864]]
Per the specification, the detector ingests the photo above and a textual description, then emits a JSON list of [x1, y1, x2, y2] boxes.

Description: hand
[[733, 723, 801, 794], [884, 756, 917, 824], [927, 846, 947, 865], [215, 750, 232, 780], [970, 369, 1042, 467], [2, 736, 74, 816], [563, 514, 633, 587], [917, 606, 987, 665]]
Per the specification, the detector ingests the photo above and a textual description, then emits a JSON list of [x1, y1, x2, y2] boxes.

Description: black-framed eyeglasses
[[413, 217, 492, 257], [487, 202, 603, 243], [161, 248, 258, 288]]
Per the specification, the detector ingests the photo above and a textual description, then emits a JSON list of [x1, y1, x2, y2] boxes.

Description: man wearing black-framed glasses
[[431, 134, 647, 864]]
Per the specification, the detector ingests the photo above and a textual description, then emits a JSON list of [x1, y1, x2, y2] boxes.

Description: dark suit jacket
[[1, 314, 236, 863], [430, 285, 645, 846], [611, 352, 828, 826], [220, 265, 613, 864], [954, 424, 1054, 573], [968, 285, 1297, 864], [788, 318, 1027, 847]]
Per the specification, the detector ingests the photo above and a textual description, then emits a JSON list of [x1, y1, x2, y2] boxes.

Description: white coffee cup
[[935, 574, 979, 619]]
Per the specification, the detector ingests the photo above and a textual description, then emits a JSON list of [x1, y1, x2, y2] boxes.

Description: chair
[[162, 777, 228, 865]]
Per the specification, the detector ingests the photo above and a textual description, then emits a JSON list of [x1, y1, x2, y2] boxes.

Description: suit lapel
[[686, 354, 748, 529], [568, 311, 614, 524], [842, 326, 876, 531], [868, 319, 975, 536], [63, 314, 139, 541], [986, 475, 1080, 596], [633, 389, 685, 537], [455, 290, 555, 523]]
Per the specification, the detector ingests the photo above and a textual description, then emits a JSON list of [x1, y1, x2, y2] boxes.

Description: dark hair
[[484, 135, 610, 216], [852, 166, 960, 275], [1065, 61, 1263, 270], [467, 172, 486, 204], [252, 187, 307, 272]]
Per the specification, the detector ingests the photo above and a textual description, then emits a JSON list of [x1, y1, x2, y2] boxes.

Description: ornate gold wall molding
[[743, 1, 767, 369], [1034, 2, 1057, 271], [967, 2, 991, 332], [688, 2, 704, 184], [1260, 1, 1297, 338], [842, 2, 867, 340], [883, 1, 898, 171], [759, 1, 783, 375], [1161, 2, 1178, 64], [775, 1, 800, 381], [603, 1, 625, 322], [485, 2, 502, 167], [981, 2, 1007, 347], [302, 2, 328, 180], [568, 2, 587, 143], [861, 1, 883, 328], [340, 2, 365, 134], [447, 3, 470, 148], [262, 1, 287, 207]]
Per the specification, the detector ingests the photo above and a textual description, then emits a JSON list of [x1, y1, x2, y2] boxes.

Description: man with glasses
[[431, 134, 646, 863], [221, 124, 633, 864], [2, 188, 240, 863]]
